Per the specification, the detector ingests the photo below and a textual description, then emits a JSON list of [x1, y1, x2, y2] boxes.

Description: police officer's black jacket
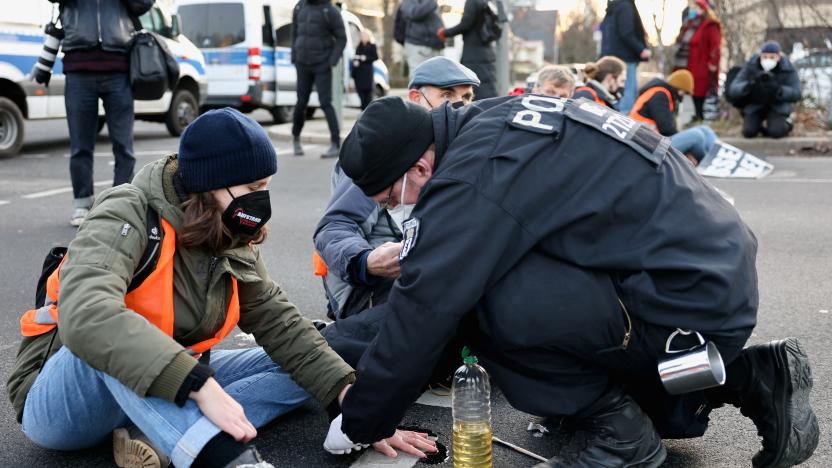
[[728, 55, 802, 117], [339, 96, 759, 444], [291, 0, 347, 67]]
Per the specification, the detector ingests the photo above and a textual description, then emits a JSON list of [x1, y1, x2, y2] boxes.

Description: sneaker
[[709, 338, 818, 468], [534, 389, 666, 468], [113, 427, 170, 468], [70, 207, 89, 227], [293, 137, 304, 156], [321, 142, 340, 159], [224, 447, 274, 468]]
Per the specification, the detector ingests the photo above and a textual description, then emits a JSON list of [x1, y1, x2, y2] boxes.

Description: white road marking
[[820, 310, 829, 314], [20, 154, 50, 159], [349, 450, 420, 467], [21, 180, 110, 199], [0, 200, 10, 206], [415, 390, 452, 408]]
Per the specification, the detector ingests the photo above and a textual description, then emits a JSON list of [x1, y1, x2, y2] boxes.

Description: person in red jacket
[[673, 0, 721, 122]]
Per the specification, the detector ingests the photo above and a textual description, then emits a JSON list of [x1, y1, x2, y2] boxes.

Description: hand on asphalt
[[372, 429, 438, 458]]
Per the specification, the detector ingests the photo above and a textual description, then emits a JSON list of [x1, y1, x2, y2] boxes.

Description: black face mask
[[221, 188, 271, 236]]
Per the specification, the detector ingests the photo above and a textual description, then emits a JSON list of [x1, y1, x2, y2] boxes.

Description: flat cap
[[408, 56, 481, 89], [339, 96, 434, 196]]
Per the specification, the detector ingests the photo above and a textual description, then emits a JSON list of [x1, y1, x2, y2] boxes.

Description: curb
[[267, 121, 358, 146], [720, 136, 832, 157]]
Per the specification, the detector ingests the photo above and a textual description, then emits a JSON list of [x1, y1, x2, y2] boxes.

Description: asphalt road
[[0, 116, 829, 467]]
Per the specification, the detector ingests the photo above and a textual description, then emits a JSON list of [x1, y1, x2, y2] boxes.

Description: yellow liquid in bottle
[[453, 420, 493, 468]]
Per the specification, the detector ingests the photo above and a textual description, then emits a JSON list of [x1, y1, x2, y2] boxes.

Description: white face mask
[[387, 173, 415, 232], [760, 58, 778, 72]]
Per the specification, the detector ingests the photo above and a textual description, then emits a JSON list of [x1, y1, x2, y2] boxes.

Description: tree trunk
[[381, 0, 398, 69]]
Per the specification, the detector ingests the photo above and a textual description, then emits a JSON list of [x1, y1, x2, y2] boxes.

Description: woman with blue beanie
[[8, 108, 435, 467]]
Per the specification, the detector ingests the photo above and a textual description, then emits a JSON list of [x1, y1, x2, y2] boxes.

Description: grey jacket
[[314, 173, 401, 319], [400, 0, 444, 50], [50, 0, 155, 53]]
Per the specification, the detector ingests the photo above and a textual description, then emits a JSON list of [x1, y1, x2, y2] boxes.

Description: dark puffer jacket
[[444, 0, 495, 64], [400, 0, 444, 50], [291, 0, 347, 67], [728, 54, 802, 116], [600, 0, 647, 63], [49, 0, 154, 53]]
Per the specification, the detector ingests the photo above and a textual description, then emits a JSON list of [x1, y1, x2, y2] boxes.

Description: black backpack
[[129, 18, 179, 100], [478, 0, 503, 44], [723, 65, 749, 108], [393, 5, 407, 45]]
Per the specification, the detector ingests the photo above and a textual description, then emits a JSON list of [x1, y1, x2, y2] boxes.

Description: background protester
[[573, 56, 626, 108], [438, 0, 500, 99], [728, 41, 802, 139], [291, 0, 347, 158], [673, 0, 722, 122], [50, 0, 155, 226], [600, 0, 650, 113], [352, 31, 378, 110], [531, 65, 575, 98], [399, 0, 444, 76], [630, 69, 716, 165]]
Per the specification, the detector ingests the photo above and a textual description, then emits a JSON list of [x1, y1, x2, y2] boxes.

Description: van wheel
[[271, 106, 293, 124], [0, 97, 25, 157], [165, 89, 199, 137], [97, 117, 106, 134], [305, 107, 316, 120]]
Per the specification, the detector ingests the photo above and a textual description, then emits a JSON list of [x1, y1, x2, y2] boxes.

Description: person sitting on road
[[573, 56, 627, 109], [324, 95, 818, 468], [728, 40, 802, 139], [313, 57, 478, 369], [630, 69, 717, 165], [6, 109, 433, 468], [531, 65, 575, 98]]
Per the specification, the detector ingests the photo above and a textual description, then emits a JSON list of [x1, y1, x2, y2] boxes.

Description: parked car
[[175, 0, 389, 123], [792, 49, 832, 110], [0, 1, 207, 157]]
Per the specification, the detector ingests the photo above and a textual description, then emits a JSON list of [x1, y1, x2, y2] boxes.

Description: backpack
[[724, 65, 749, 108], [478, 0, 502, 44], [393, 5, 407, 45]]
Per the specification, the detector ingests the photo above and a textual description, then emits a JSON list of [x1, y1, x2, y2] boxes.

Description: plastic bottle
[[452, 347, 492, 468]]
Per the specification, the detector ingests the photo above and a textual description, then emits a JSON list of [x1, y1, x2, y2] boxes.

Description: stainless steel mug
[[658, 329, 726, 395]]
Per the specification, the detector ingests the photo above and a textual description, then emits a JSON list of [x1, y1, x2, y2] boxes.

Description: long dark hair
[[179, 192, 268, 253]]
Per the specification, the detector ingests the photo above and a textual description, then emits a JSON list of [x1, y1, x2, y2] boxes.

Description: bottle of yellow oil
[[452, 347, 492, 468]]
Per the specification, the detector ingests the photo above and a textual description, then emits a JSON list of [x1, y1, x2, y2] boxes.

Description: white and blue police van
[[0, 2, 207, 157], [175, 0, 390, 123]]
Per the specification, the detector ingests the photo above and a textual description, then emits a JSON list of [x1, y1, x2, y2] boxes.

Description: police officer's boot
[[705, 338, 818, 468], [293, 137, 304, 156], [533, 388, 666, 468]]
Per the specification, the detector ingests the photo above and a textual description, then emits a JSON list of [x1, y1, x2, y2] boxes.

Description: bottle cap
[[461, 346, 478, 364]]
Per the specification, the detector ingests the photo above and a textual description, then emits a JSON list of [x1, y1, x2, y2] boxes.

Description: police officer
[[322, 96, 819, 467]]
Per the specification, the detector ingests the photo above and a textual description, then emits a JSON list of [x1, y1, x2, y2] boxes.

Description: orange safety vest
[[20, 219, 240, 355], [312, 251, 328, 277], [629, 86, 675, 129], [574, 86, 605, 106]]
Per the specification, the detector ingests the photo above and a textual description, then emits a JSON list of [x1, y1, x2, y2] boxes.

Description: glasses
[[378, 184, 395, 210]]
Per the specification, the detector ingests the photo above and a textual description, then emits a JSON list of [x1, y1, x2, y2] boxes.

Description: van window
[[179, 3, 246, 48], [276, 24, 292, 48]]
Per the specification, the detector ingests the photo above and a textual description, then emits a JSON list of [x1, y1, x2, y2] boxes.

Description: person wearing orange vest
[[573, 56, 626, 109], [7, 109, 434, 468], [630, 69, 717, 165]]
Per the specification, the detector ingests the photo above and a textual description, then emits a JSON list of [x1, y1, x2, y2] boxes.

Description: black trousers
[[693, 96, 705, 120], [742, 109, 792, 139], [292, 63, 340, 144], [357, 88, 373, 110], [462, 59, 498, 100]]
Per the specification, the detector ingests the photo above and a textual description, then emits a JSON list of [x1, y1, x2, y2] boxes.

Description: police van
[[0, 2, 207, 157], [175, 0, 389, 123]]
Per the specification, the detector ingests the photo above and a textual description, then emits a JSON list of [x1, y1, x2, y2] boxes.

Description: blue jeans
[[670, 125, 717, 162], [65, 72, 136, 209], [22, 347, 311, 468], [617, 62, 639, 114]]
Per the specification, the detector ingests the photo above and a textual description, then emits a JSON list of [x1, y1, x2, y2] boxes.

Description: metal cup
[[658, 329, 726, 395]]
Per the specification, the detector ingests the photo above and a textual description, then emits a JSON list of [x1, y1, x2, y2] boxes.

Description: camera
[[30, 22, 64, 87]]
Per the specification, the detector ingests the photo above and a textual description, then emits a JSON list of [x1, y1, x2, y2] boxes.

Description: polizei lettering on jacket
[[234, 209, 262, 227], [507, 95, 566, 134]]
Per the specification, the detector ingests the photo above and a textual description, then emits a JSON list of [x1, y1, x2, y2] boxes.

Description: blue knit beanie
[[178, 108, 277, 193], [761, 40, 781, 54]]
